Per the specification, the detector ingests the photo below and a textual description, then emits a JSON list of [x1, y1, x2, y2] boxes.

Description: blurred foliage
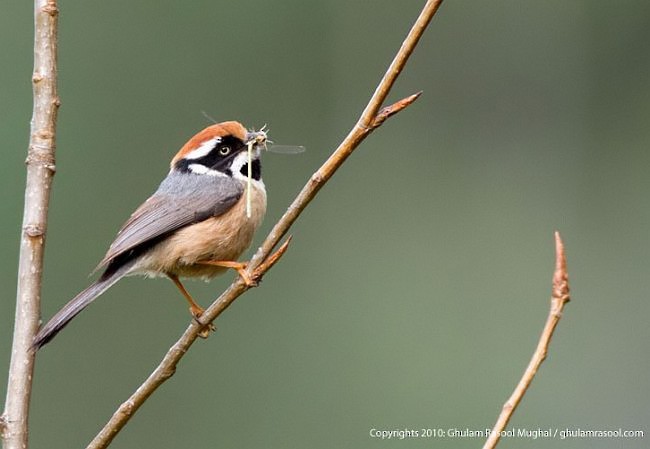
[[1, 1, 649, 448]]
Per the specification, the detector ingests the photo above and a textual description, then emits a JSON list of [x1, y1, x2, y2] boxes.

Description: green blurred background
[[2, 1, 649, 448]]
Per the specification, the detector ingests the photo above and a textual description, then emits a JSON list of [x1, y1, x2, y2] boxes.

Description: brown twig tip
[[482, 232, 573, 449], [391, 91, 423, 110], [371, 91, 423, 128], [252, 236, 293, 281], [552, 231, 570, 303]]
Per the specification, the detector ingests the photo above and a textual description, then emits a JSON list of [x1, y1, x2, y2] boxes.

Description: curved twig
[[482, 232, 571, 449], [87, 1, 444, 448], [1, 1, 60, 449]]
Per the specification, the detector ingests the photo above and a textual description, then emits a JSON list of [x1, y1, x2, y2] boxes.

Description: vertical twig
[[1, 1, 60, 448], [482, 232, 571, 449]]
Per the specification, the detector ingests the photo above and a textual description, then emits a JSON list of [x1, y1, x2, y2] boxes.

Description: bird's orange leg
[[198, 260, 254, 286], [168, 274, 215, 338]]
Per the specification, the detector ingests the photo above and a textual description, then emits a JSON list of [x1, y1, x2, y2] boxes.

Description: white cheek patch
[[228, 151, 249, 176], [229, 147, 261, 178], [184, 137, 221, 160], [188, 163, 227, 177]]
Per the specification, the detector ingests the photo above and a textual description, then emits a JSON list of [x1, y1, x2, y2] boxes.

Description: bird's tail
[[33, 263, 132, 350]]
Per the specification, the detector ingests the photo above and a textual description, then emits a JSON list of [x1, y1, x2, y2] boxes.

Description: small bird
[[34, 121, 268, 349]]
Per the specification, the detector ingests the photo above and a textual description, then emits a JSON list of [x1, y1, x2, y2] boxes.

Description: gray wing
[[97, 171, 243, 269]]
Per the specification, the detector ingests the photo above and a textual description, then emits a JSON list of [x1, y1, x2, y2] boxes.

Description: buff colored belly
[[135, 183, 266, 279]]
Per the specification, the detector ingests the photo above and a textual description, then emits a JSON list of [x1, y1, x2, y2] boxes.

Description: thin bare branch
[[87, 1, 444, 447], [482, 232, 571, 449], [2, 1, 60, 448], [359, 0, 443, 126]]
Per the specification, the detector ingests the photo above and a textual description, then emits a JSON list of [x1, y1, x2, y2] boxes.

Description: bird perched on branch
[[34, 121, 267, 349]]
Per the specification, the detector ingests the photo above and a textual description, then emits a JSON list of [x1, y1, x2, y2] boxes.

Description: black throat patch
[[240, 159, 261, 181]]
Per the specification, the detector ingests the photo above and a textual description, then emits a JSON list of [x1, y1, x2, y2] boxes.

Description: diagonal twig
[[482, 232, 571, 449], [87, 1, 445, 448], [1, 2, 60, 449]]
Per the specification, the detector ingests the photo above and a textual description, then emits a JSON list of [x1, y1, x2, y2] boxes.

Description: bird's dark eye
[[218, 146, 231, 156]]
